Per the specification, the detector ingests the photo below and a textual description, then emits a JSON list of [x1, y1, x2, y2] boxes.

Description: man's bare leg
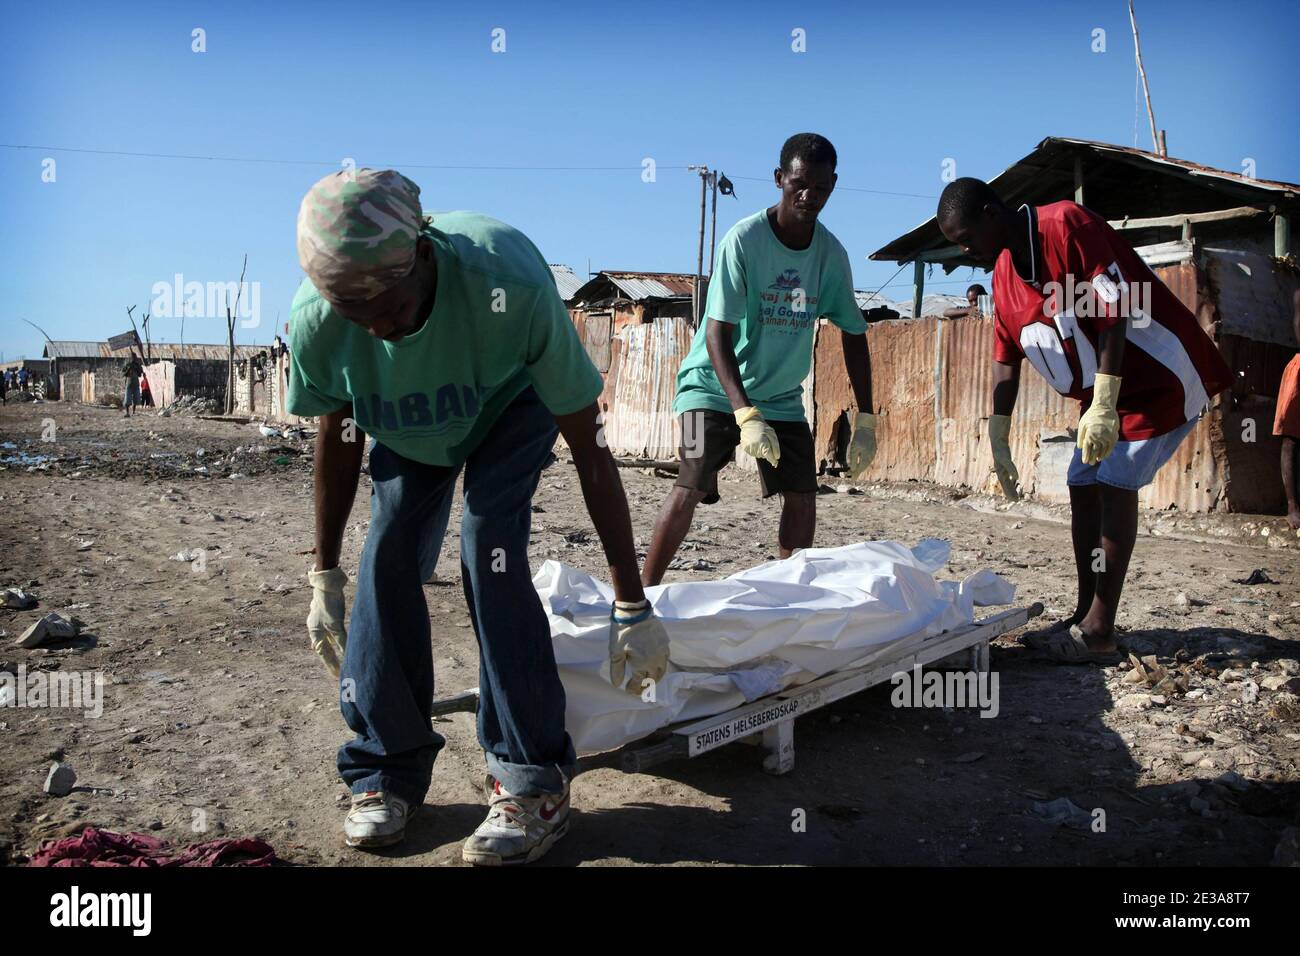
[[1282, 436, 1300, 530], [642, 486, 707, 587], [1077, 483, 1139, 652], [1067, 484, 1102, 627], [777, 491, 816, 558]]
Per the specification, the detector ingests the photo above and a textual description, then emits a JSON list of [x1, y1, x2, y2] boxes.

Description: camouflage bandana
[[296, 168, 424, 304]]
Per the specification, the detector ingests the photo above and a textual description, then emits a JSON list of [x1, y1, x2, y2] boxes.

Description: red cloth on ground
[[27, 826, 276, 867]]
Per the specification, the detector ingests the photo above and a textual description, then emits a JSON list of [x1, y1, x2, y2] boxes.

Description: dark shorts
[[675, 408, 817, 504]]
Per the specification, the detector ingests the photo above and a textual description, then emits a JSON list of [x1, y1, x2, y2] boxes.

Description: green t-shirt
[[287, 211, 603, 466], [673, 209, 866, 422]]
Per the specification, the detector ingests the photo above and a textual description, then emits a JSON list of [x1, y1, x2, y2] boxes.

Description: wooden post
[[1129, 0, 1161, 154], [912, 260, 925, 321], [1277, 211, 1291, 257], [695, 168, 707, 325], [708, 172, 719, 276], [1073, 154, 1085, 205]]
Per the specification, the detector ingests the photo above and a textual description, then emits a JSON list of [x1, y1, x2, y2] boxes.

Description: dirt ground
[[2, 400, 1299, 867]]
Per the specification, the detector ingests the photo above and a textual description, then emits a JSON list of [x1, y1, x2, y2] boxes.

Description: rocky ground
[[1, 400, 1298, 866]]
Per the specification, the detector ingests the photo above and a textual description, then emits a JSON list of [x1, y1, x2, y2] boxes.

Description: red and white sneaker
[[461, 774, 570, 866], [344, 791, 411, 849]]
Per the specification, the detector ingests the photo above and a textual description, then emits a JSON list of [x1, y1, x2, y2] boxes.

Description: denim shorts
[[1067, 418, 1197, 491]]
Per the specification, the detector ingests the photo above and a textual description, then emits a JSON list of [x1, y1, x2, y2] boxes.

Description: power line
[[0, 143, 938, 198], [0, 143, 670, 172], [727, 173, 936, 200]]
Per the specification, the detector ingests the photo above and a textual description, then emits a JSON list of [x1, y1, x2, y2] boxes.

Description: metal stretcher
[[429, 602, 1042, 777]]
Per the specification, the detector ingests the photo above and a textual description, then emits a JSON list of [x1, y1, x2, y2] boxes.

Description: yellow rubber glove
[[609, 599, 670, 696], [845, 412, 877, 479], [1077, 373, 1122, 466], [306, 567, 348, 679], [988, 414, 1022, 500], [734, 405, 780, 466]]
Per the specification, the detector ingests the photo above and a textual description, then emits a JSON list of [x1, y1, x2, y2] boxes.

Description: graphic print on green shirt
[[673, 209, 866, 423], [286, 211, 604, 467]]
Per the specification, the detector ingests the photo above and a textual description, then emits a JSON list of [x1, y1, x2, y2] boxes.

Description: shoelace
[[352, 795, 389, 813]]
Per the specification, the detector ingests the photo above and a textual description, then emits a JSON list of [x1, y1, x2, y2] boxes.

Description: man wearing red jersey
[[938, 178, 1231, 663]]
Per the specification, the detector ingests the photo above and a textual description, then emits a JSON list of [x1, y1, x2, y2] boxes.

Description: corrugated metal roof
[[871, 136, 1300, 269], [853, 291, 968, 317], [572, 271, 696, 303], [45, 340, 271, 361], [44, 341, 104, 358], [549, 264, 584, 302]]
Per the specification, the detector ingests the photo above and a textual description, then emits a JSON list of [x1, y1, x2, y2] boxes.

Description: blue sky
[[2, 0, 1296, 359]]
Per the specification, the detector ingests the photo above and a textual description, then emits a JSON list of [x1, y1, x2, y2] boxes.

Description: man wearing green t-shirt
[[642, 134, 877, 586], [288, 169, 670, 864]]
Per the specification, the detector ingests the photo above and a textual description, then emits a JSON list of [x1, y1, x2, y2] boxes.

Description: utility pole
[[1128, 0, 1164, 156], [687, 165, 713, 326], [708, 173, 719, 276]]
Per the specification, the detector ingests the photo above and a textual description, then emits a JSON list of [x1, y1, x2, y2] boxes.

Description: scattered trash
[[1, 587, 37, 610], [1031, 797, 1093, 830], [43, 762, 76, 797], [28, 826, 277, 867], [1234, 569, 1274, 585], [1122, 653, 1189, 696], [258, 424, 281, 438], [16, 613, 84, 649]]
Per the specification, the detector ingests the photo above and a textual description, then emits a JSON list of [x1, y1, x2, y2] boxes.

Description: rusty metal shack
[[864, 136, 1300, 514], [44, 340, 272, 410]]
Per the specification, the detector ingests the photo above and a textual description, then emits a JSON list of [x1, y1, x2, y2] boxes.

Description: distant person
[[942, 283, 989, 319], [123, 352, 143, 417], [641, 133, 877, 586], [17, 367, 29, 393], [1276, 290, 1300, 530], [937, 177, 1232, 664], [0, 370, 7, 404], [141, 369, 154, 408]]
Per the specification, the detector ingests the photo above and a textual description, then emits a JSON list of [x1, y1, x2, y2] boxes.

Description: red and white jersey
[[992, 201, 1232, 440]]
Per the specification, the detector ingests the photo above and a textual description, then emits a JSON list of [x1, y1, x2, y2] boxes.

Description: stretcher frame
[[429, 602, 1042, 777]]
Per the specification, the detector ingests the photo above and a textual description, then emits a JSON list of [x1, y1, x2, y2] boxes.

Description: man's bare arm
[[313, 405, 366, 572], [553, 402, 644, 603], [704, 319, 751, 411], [1097, 323, 1127, 378], [992, 359, 1021, 416], [841, 329, 873, 413]]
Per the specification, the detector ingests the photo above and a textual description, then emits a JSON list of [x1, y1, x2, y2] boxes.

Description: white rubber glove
[[609, 599, 670, 696], [1077, 373, 1122, 466], [988, 414, 1022, 500], [845, 411, 878, 479], [307, 567, 348, 679], [734, 406, 780, 466]]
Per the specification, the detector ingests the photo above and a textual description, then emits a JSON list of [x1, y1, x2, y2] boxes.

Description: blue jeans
[[1067, 418, 1197, 491], [337, 385, 577, 805]]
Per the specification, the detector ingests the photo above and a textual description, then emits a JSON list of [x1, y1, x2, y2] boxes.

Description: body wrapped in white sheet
[[535, 539, 1015, 755]]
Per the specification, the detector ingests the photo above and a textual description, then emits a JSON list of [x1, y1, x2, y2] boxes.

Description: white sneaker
[[461, 775, 569, 866], [344, 791, 412, 848]]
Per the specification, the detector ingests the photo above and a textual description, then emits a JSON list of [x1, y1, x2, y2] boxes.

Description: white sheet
[[534, 539, 1015, 755]]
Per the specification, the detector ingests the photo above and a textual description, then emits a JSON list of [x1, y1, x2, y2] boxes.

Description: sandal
[[1020, 617, 1077, 649], [1039, 625, 1124, 665]]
